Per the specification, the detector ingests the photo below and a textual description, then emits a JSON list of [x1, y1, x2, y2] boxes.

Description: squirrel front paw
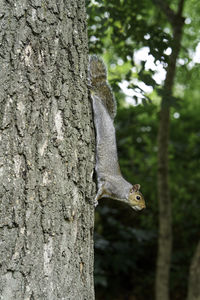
[[94, 199, 99, 207], [93, 186, 105, 208]]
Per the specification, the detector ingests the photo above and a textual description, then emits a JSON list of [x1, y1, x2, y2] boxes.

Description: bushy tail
[[89, 55, 116, 120]]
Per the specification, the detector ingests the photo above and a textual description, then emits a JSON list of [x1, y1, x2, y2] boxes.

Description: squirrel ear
[[133, 184, 140, 192]]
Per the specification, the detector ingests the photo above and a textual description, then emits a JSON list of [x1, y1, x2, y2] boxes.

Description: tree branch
[[177, 0, 185, 17], [152, 0, 185, 25], [151, 0, 176, 24]]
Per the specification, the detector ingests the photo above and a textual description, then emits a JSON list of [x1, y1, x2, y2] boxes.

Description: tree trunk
[[187, 240, 200, 300], [155, 1, 185, 300], [0, 1, 95, 299]]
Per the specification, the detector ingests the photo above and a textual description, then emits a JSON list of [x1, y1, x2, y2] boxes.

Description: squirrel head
[[128, 184, 146, 211]]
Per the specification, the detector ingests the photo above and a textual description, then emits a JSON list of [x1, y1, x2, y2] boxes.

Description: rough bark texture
[[0, 1, 95, 299], [155, 1, 185, 300], [187, 240, 200, 300]]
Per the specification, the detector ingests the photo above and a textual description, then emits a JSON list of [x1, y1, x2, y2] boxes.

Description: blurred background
[[86, 0, 200, 299]]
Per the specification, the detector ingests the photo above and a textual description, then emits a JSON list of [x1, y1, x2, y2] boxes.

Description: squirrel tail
[[89, 55, 117, 120]]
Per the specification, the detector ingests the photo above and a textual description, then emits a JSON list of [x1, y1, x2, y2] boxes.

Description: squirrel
[[89, 55, 146, 211]]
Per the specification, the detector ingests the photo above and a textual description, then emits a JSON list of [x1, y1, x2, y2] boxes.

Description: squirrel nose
[[141, 203, 146, 209]]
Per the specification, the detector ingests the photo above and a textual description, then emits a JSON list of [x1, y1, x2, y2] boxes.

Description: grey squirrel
[[89, 55, 146, 211]]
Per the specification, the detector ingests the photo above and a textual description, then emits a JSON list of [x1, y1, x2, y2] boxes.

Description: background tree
[[154, 1, 185, 300], [0, 1, 95, 299], [187, 240, 200, 300]]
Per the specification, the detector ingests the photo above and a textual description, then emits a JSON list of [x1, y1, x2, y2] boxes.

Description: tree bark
[[187, 240, 200, 300], [0, 1, 95, 299], [155, 1, 185, 300]]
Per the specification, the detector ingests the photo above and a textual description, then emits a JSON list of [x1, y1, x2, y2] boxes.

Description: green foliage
[[87, 0, 200, 299], [87, 0, 171, 60], [87, 0, 172, 104], [94, 101, 200, 300]]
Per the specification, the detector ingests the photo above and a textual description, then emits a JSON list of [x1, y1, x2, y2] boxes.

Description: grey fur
[[89, 56, 145, 210]]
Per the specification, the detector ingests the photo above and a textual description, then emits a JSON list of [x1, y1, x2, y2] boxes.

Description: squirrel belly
[[92, 94, 120, 177], [89, 55, 146, 211], [92, 94, 132, 203]]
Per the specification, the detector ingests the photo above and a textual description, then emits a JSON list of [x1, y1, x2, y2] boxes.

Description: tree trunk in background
[[0, 1, 95, 299], [187, 240, 200, 300], [155, 1, 185, 300]]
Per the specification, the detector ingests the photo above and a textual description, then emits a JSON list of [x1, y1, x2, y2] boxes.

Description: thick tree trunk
[[155, 1, 185, 300], [187, 240, 200, 300], [0, 1, 95, 299]]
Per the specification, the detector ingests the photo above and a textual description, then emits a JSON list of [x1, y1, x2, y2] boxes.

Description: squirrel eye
[[136, 195, 141, 201]]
